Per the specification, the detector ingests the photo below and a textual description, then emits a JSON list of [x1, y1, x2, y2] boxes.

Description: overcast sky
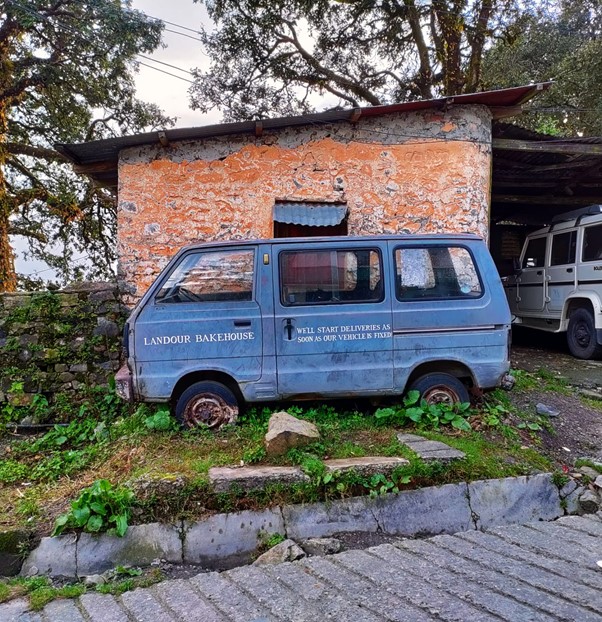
[[132, 0, 219, 127]]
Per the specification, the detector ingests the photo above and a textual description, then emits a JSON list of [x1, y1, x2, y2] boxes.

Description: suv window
[[395, 246, 482, 300], [156, 249, 255, 303], [551, 230, 577, 266], [522, 237, 547, 268], [280, 248, 382, 305], [582, 223, 602, 262]]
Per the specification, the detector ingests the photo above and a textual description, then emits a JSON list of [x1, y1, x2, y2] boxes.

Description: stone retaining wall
[[0, 282, 126, 420]]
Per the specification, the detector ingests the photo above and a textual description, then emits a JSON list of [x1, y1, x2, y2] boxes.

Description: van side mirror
[[512, 257, 522, 274]]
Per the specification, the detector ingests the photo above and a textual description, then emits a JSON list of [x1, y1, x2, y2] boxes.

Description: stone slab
[[396, 433, 466, 462], [20, 533, 77, 577], [183, 507, 285, 568], [209, 465, 309, 493], [376, 481, 473, 536], [77, 522, 183, 576], [323, 456, 409, 477], [283, 496, 380, 540], [468, 473, 562, 529]]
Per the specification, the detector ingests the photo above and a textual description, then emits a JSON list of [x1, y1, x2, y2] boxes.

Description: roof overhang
[[56, 83, 552, 188]]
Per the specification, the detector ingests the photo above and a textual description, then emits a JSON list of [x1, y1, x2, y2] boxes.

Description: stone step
[[396, 433, 466, 462]]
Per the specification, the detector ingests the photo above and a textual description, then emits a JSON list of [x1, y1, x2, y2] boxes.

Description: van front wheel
[[567, 309, 602, 360], [408, 373, 470, 405], [175, 381, 239, 429]]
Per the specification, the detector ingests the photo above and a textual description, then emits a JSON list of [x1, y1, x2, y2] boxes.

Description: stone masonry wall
[[118, 106, 493, 304], [0, 282, 125, 420]]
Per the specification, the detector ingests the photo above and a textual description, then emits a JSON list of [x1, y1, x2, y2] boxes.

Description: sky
[[14, 1, 219, 280]]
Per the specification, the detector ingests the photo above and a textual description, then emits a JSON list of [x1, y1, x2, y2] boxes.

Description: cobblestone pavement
[[3, 514, 602, 622]]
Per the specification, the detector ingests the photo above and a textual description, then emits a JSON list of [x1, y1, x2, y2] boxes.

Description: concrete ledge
[[77, 523, 182, 576], [21, 474, 566, 578], [468, 473, 563, 529], [183, 508, 285, 568], [376, 482, 473, 536]]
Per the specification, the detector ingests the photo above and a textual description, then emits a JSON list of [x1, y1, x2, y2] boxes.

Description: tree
[[481, 0, 602, 136], [190, 0, 533, 121], [0, 0, 172, 292]]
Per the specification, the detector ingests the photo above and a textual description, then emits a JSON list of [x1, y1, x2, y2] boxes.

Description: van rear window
[[395, 246, 482, 301], [280, 249, 383, 305], [156, 249, 255, 303]]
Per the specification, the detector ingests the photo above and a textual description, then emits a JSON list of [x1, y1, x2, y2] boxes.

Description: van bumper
[[115, 364, 134, 402]]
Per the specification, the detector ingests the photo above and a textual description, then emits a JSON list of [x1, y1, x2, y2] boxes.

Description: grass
[[0, 370, 562, 538], [0, 569, 164, 610]]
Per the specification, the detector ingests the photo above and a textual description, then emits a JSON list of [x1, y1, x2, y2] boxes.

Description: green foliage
[[482, 0, 602, 136], [574, 458, 602, 474], [375, 391, 472, 431], [259, 531, 286, 551], [52, 480, 135, 537], [1, 0, 174, 288], [144, 408, 177, 432], [29, 583, 86, 611], [191, 0, 531, 121]]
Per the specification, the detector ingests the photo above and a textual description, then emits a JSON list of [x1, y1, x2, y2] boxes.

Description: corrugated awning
[[274, 202, 348, 227]]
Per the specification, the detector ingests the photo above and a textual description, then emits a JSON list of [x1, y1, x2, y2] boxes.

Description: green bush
[[375, 391, 471, 431], [52, 479, 135, 537]]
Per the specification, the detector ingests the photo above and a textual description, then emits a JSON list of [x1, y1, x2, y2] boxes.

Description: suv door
[[517, 235, 547, 313], [273, 240, 393, 397], [547, 229, 577, 315]]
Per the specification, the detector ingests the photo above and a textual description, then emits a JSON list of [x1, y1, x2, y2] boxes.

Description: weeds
[[375, 391, 471, 431], [52, 479, 135, 537]]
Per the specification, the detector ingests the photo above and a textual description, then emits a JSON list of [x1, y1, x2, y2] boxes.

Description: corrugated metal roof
[[55, 83, 552, 188], [274, 202, 348, 227]]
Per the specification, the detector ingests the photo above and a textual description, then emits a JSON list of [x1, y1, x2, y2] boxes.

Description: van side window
[[582, 224, 602, 262], [522, 237, 547, 268], [155, 249, 255, 303], [395, 246, 482, 300], [550, 231, 577, 266], [280, 249, 382, 305]]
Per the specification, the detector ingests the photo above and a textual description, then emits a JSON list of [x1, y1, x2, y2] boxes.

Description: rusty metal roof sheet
[[55, 83, 551, 188], [274, 201, 348, 227]]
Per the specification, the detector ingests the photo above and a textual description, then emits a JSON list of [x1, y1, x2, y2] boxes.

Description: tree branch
[[5, 143, 68, 162]]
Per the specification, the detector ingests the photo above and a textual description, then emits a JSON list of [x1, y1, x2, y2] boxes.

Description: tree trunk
[[0, 202, 16, 292]]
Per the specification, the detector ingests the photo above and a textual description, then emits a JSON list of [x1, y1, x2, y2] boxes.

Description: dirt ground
[[510, 327, 602, 466]]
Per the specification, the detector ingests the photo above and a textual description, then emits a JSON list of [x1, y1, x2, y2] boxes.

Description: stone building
[[57, 84, 548, 304]]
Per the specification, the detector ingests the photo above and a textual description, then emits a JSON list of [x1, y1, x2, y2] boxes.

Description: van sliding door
[[273, 241, 393, 397]]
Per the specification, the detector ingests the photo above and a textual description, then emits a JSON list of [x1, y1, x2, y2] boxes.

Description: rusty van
[[116, 235, 513, 428]]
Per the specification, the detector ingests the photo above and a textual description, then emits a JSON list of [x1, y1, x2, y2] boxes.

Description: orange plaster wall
[[118, 131, 490, 303]]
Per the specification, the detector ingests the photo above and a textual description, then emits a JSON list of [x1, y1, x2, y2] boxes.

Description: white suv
[[504, 205, 602, 360]]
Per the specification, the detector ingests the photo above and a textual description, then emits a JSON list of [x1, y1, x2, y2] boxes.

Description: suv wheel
[[567, 308, 602, 360]]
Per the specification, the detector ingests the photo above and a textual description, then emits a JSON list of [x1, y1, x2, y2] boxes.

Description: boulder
[[578, 489, 600, 514], [253, 539, 306, 565], [264, 412, 319, 457]]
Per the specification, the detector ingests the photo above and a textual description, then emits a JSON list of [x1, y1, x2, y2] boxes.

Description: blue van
[[116, 235, 512, 428]]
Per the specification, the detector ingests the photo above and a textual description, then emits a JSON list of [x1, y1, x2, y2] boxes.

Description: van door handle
[[566, 268, 573, 273], [536, 270, 543, 276], [233, 320, 251, 328], [285, 318, 294, 340]]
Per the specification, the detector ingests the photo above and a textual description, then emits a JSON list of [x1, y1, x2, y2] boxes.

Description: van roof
[[177, 233, 484, 253]]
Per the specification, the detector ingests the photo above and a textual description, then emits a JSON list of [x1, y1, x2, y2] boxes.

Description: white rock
[[264, 412, 320, 457], [254, 539, 306, 565]]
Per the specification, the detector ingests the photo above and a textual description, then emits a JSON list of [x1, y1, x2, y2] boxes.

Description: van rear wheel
[[408, 373, 470, 405], [175, 381, 239, 429], [567, 308, 602, 360]]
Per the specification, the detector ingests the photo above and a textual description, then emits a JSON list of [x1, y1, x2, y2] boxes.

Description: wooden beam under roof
[[493, 138, 602, 156], [492, 194, 602, 206]]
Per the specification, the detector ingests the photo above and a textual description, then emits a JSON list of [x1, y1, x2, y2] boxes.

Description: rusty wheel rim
[[183, 393, 238, 429], [422, 385, 461, 405]]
